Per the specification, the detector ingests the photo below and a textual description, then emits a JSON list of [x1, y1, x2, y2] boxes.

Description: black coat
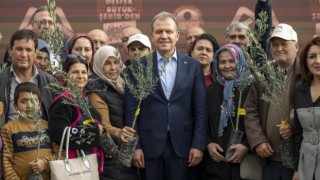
[[203, 82, 250, 180]]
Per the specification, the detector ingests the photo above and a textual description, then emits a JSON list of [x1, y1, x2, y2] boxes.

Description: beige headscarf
[[93, 45, 125, 94]]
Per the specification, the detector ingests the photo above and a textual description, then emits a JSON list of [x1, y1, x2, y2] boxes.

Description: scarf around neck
[[212, 44, 247, 136], [92, 45, 125, 94]]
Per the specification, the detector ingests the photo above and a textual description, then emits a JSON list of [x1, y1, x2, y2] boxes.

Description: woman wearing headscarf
[[65, 33, 95, 74], [204, 44, 251, 180], [48, 54, 105, 174], [85, 45, 138, 180]]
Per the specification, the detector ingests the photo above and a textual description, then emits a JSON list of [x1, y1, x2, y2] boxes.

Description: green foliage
[[17, 93, 45, 161], [35, 0, 64, 71], [42, 0, 93, 121], [120, 51, 162, 128], [245, 11, 269, 66], [243, 11, 287, 119], [46, 71, 93, 118], [18, 93, 44, 133], [121, 52, 159, 101], [0, 63, 7, 73], [236, 70, 254, 92]]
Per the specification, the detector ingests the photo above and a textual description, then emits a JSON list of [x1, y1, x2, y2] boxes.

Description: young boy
[[1, 82, 55, 180]]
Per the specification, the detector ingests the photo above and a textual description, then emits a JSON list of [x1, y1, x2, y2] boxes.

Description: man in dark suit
[[125, 12, 208, 180]]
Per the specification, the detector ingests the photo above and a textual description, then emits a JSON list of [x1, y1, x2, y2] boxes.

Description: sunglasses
[[34, 19, 54, 26], [66, 54, 87, 62]]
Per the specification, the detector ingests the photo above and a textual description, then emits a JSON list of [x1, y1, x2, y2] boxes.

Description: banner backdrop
[[0, 0, 317, 59]]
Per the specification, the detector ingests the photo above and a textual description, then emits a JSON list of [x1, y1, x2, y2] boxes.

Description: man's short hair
[[31, 5, 48, 21], [225, 22, 249, 38], [10, 29, 38, 49], [151, 12, 178, 32]]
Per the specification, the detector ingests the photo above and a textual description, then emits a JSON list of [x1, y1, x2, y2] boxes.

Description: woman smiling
[[85, 45, 138, 180]]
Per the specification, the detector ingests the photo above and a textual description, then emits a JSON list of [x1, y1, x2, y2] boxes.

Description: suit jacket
[[125, 50, 208, 159]]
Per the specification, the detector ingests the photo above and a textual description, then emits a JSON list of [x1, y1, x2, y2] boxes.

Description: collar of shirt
[[10, 65, 39, 82], [156, 49, 178, 62], [286, 60, 295, 74]]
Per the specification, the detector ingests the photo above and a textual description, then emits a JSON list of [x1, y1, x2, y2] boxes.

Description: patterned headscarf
[[93, 45, 125, 94], [65, 33, 94, 55], [65, 33, 95, 72], [212, 44, 247, 136]]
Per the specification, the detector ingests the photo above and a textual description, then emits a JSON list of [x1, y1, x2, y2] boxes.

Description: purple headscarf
[[65, 33, 95, 72], [212, 44, 247, 136]]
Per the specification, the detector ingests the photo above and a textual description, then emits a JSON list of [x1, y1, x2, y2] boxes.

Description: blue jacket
[[125, 50, 208, 159]]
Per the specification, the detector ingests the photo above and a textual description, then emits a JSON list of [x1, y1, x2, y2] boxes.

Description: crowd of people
[[0, 0, 319, 180]]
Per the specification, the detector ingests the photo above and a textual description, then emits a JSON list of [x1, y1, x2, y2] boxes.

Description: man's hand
[[276, 123, 293, 139], [132, 149, 145, 169], [188, 148, 203, 167], [207, 143, 225, 162], [255, 142, 273, 158], [228, 144, 248, 163]]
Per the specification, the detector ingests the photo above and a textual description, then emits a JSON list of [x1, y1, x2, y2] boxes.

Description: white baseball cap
[[127, 33, 152, 50], [268, 23, 298, 42]]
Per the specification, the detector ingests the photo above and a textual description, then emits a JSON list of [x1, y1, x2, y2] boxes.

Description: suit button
[[167, 103, 170, 106]]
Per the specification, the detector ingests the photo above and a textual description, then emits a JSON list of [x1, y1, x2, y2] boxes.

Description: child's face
[[15, 92, 40, 119]]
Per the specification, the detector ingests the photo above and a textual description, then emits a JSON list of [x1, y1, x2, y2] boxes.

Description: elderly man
[[125, 33, 152, 66], [244, 23, 300, 180], [225, 22, 250, 48], [88, 28, 108, 51], [226, 0, 272, 67], [31, 6, 55, 38], [185, 26, 205, 52], [125, 12, 207, 180], [120, 26, 141, 60], [31, 5, 61, 68], [0, 29, 57, 127]]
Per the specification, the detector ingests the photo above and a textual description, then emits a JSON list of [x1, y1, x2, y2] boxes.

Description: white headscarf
[[93, 45, 125, 94]]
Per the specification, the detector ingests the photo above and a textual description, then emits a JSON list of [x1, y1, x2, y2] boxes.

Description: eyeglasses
[[35, 19, 54, 26], [66, 54, 87, 62]]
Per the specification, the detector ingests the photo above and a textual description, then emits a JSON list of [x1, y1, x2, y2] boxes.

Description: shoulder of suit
[[177, 51, 196, 62]]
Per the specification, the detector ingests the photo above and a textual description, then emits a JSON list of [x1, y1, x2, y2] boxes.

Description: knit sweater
[[1, 118, 55, 180]]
